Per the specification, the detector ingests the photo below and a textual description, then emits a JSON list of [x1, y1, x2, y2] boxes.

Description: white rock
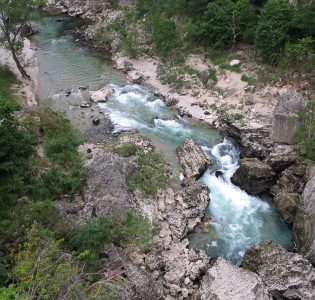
[[229, 59, 241, 67], [90, 87, 113, 103]]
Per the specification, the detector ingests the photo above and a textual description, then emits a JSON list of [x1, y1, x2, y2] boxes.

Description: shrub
[[254, 0, 296, 64], [282, 37, 315, 69], [241, 74, 257, 85], [12, 225, 85, 300], [70, 211, 155, 254], [150, 17, 181, 57]]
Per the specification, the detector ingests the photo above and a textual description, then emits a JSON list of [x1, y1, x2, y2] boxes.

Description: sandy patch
[[113, 52, 290, 128]]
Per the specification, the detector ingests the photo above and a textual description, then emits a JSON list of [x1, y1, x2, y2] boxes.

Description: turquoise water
[[33, 15, 292, 264]]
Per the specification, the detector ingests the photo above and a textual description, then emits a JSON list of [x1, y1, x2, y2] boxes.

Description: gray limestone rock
[[241, 240, 315, 300], [231, 158, 276, 194], [200, 257, 271, 300], [272, 91, 306, 144], [177, 139, 211, 185]]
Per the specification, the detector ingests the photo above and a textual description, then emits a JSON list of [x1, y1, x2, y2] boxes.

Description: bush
[[11, 225, 85, 300], [254, 0, 296, 64], [70, 211, 155, 254], [150, 17, 181, 57], [282, 37, 315, 69]]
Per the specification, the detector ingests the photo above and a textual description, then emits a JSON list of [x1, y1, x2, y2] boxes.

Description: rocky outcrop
[[200, 258, 271, 300], [177, 139, 211, 185], [264, 144, 297, 173], [128, 184, 211, 299], [271, 91, 306, 144], [158, 184, 210, 241], [271, 164, 305, 224], [231, 158, 276, 195], [90, 86, 114, 103], [293, 173, 315, 265], [241, 241, 315, 300], [222, 121, 273, 159]]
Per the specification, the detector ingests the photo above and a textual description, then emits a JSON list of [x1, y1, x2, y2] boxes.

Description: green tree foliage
[[0, 0, 43, 78], [193, 0, 257, 49], [70, 211, 155, 255], [150, 16, 181, 57], [254, 0, 296, 64], [10, 225, 85, 300]]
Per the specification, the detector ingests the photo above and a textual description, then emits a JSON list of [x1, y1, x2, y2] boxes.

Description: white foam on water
[[198, 138, 274, 261]]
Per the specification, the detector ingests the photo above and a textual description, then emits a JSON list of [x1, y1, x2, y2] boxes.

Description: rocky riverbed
[[12, 1, 314, 298]]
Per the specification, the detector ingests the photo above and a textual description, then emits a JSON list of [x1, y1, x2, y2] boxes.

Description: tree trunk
[[11, 47, 29, 79]]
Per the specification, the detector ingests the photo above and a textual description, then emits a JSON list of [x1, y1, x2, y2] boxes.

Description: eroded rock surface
[[294, 173, 315, 265], [177, 139, 211, 185], [231, 158, 276, 194], [272, 91, 306, 144], [200, 258, 271, 300], [241, 241, 315, 300]]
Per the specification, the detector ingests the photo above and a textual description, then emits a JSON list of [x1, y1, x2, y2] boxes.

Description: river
[[32, 14, 292, 264]]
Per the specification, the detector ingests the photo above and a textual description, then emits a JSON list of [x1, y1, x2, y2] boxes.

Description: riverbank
[[0, 38, 38, 107]]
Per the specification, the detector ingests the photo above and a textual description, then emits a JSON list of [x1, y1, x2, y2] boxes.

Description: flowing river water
[[32, 14, 292, 264]]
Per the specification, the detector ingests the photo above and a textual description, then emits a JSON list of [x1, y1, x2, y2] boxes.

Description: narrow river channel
[[32, 14, 292, 264]]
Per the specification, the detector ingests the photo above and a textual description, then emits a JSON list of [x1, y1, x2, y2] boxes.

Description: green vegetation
[[0, 0, 44, 78], [192, 0, 257, 49], [0, 67, 156, 298], [241, 74, 257, 85], [296, 100, 315, 161], [103, 139, 170, 196], [127, 150, 169, 196], [70, 211, 155, 254]]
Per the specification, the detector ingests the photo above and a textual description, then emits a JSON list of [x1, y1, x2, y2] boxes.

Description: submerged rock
[[293, 173, 315, 265], [241, 241, 315, 300], [200, 258, 271, 300], [90, 86, 114, 103], [177, 139, 211, 185], [231, 158, 276, 194]]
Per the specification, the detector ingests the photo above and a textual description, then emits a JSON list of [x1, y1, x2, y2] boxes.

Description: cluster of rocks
[[224, 90, 315, 266]]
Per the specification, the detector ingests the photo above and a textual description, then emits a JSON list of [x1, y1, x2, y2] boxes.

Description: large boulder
[[200, 258, 271, 300], [177, 139, 211, 185], [90, 86, 114, 103], [293, 174, 315, 265], [231, 158, 276, 195], [241, 241, 315, 300], [271, 91, 306, 144]]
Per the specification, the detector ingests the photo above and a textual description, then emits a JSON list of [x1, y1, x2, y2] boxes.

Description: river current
[[33, 14, 292, 264]]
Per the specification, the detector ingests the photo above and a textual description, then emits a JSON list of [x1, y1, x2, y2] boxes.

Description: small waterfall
[[189, 139, 292, 264]]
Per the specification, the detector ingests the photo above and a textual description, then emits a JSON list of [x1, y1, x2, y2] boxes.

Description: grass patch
[[208, 67, 217, 81], [220, 63, 241, 73], [127, 150, 169, 197], [241, 74, 256, 85]]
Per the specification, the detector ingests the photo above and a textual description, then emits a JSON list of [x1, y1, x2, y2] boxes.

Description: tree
[[193, 0, 257, 49], [254, 0, 295, 64], [0, 0, 43, 78]]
